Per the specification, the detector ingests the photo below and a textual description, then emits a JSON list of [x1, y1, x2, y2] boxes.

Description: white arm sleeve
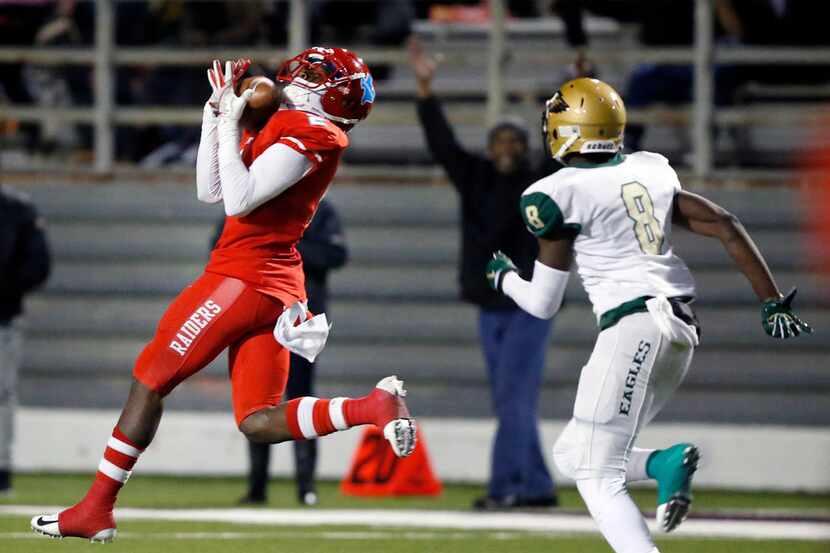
[[502, 261, 570, 319], [195, 104, 223, 204], [217, 125, 313, 217]]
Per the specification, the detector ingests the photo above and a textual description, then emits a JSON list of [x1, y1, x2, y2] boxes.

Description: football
[[236, 75, 284, 131]]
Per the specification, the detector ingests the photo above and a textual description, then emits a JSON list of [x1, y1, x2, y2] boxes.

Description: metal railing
[[1, 0, 828, 178]]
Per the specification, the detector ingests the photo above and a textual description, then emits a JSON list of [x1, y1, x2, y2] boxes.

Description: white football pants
[[553, 311, 694, 553]]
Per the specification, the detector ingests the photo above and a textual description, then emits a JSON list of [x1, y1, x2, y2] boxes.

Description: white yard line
[[0, 530, 571, 541], [2, 505, 829, 541]]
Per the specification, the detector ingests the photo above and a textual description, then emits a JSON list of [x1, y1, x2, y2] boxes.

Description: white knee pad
[[577, 475, 627, 513], [554, 417, 633, 481]]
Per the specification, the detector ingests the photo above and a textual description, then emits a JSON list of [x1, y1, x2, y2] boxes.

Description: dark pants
[[479, 307, 555, 500], [246, 353, 316, 500]]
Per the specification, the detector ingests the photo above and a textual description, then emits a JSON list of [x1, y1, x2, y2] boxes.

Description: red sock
[[343, 393, 381, 427], [59, 428, 144, 535], [284, 397, 350, 440], [284, 389, 395, 440]]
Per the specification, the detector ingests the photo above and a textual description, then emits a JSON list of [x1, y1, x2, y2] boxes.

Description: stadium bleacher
[[18, 181, 829, 425]]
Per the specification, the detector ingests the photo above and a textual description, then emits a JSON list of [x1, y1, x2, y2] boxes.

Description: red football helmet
[[276, 46, 374, 129]]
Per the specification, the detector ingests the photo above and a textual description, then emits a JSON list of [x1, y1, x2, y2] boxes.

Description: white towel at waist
[[645, 295, 699, 348], [273, 301, 331, 363]]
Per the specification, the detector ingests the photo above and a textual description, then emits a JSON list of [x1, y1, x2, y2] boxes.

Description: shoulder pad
[[274, 110, 348, 150], [632, 151, 669, 164], [520, 189, 580, 239]]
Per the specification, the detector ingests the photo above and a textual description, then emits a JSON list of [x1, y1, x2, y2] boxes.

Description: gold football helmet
[[541, 78, 626, 162]]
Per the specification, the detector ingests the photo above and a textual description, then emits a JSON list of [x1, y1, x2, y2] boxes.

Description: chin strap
[[282, 84, 328, 117], [554, 128, 580, 162]]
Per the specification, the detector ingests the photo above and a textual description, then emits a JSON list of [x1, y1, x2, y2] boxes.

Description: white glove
[[218, 85, 254, 125], [207, 58, 250, 114], [213, 60, 254, 147]]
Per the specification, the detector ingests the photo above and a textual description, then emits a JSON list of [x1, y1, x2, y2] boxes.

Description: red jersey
[[206, 109, 349, 306]]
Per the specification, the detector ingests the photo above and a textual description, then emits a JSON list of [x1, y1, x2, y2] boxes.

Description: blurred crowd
[[0, 0, 418, 164], [557, 0, 830, 157], [1, 0, 829, 167]]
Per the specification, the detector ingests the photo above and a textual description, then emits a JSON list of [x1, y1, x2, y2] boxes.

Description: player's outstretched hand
[[207, 58, 250, 112], [762, 288, 813, 339], [214, 60, 254, 126], [486, 251, 517, 292], [407, 36, 440, 98]]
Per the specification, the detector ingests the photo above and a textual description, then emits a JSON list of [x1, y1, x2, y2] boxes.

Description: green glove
[[486, 251, 517, 292], [762, 288, 813, 339]]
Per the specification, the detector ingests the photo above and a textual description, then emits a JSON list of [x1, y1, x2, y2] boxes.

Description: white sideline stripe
[[329, 397, 349, 431], [107, 436, 141, 458], [3, 506, 829, 541], [97, 459, 130, 483], [297, 397, 318, 439]]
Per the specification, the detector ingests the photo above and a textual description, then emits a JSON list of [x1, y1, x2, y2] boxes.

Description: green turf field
[[1, 474, 827, 553], [2, 473, 828, 512]]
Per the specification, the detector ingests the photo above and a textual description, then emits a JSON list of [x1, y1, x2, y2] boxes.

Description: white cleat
[[31, 513, 116, 543], [655, 444, 700, 533], [383, 418, 417, 458], [374, 376, 417, 458], [30, 514, 61, 540]]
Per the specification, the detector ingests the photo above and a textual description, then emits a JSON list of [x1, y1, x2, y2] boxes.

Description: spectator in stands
[[309, 0, 413, 48], [719, 0, 830, 86], [409, 38, 558, 510], [0, 185, 51, 495], [414, 0, 540, 19], [1, 0, 93, 157], [212, 198, 348, 506], [261, 1, 413, 80], [0, 0, 56, 152], [125, 0, 264, 164], [554, 0, 742, 153]]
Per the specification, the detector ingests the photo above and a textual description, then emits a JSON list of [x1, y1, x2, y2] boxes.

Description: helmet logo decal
[[580, 141, 617, 153], [547, 91, 569, 113], [360, 74, 375, 105]]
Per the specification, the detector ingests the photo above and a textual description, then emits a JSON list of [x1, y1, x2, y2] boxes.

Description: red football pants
[[133, 272, 289, 425]]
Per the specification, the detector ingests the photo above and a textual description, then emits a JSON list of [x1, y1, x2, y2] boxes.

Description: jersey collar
[[569, 152, 625, 169]]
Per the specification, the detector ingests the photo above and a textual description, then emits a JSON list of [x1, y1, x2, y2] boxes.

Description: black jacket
[[296, 198, 348, 314], [0, 188, 51, 323], [211, 198, 348, 314], [416, 95, 557, 309]]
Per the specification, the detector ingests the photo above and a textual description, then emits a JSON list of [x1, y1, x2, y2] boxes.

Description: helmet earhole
[[553, 129, 558, 139]]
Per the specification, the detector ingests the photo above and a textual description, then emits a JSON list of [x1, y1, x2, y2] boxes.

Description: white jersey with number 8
[[520, 151, 696, 319]]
